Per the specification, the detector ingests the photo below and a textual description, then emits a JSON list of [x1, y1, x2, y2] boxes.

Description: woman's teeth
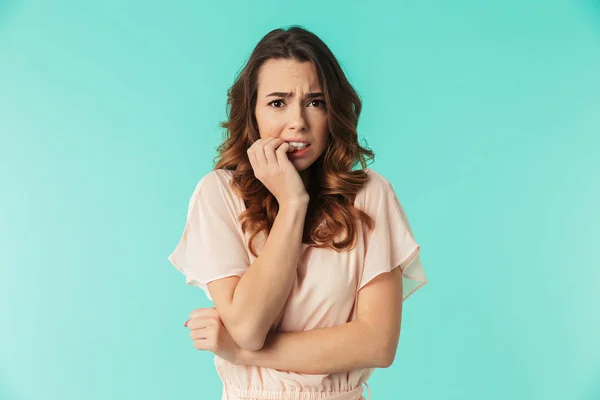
[[288, 142, 309, 150]]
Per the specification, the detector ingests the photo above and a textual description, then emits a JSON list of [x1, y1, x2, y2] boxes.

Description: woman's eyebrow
[[265, 91, 324, 99]]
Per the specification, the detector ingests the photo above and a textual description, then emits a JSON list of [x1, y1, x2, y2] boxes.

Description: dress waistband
[[227, 382, 370, 400]]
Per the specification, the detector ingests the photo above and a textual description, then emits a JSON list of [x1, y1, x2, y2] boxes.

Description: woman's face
[[254, 58, 329, 172]]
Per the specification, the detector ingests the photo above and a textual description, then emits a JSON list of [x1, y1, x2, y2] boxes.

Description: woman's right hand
[[247, 137, 309, 206]]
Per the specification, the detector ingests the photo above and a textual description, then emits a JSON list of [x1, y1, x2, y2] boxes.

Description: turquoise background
[[1, 1, 599, 399]]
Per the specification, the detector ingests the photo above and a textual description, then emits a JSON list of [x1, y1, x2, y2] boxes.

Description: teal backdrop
[[1, 1, 599, 399]]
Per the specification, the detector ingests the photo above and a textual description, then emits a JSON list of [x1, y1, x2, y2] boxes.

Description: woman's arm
[[208, 200, 308, 351], [238, 321, 386, 374], [235, 267, 404, 374]]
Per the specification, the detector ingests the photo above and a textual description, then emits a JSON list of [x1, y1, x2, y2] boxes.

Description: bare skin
[[253, 58, 330, 190]]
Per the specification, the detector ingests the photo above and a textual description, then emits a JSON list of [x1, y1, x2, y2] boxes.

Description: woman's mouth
[[287, 143, 311, 157]]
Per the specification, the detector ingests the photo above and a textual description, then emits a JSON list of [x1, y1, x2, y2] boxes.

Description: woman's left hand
[[185, 307, 241, 364]]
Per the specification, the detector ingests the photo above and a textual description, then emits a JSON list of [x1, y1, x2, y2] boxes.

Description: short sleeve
[[167, 170, 250, 301], [358, 171, 428, 302]]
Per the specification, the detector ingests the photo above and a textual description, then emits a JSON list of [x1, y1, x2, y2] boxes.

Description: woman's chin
[[290, 158, 312, 171]]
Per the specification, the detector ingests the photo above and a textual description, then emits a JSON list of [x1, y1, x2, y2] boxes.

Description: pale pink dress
[[168, 168, 427, 400]]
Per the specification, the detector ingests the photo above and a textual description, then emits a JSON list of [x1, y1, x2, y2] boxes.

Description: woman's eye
[[309, 100, 326, 108], [268, 99, 326, 108]]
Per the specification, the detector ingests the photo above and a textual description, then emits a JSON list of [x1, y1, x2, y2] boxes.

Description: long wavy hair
[[213, 25, 375, 257]]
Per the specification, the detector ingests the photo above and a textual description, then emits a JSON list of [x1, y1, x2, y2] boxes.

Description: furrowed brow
[[265, 91, 324, 99]]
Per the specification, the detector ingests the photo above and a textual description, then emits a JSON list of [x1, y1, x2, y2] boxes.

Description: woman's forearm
[[224, 201, 308, 349], [235, 319, 391, 374]]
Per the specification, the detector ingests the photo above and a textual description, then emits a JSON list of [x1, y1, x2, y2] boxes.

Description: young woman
[[169, 26, 428, 400]]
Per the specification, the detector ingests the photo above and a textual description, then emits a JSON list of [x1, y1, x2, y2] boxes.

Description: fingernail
[[184, 319, 189, 327]]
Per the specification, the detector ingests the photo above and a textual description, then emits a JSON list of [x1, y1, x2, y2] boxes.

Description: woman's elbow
[[236, 336, 266, 352], [231, 325, 267, 351], [374, 339, 398, 368], [376, 350, 396, 368]]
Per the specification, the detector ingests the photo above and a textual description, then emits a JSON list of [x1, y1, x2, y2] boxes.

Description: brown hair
[[213, 25, 375, 257]]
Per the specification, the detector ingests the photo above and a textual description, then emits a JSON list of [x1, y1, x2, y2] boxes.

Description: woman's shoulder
[[354, 168, 406, 219], [363, 167, 391, 188], [192, 168, 235, 191], [198, 167, 234, 182], [186, 168, 239, 208], [358, 168, 395, 199]]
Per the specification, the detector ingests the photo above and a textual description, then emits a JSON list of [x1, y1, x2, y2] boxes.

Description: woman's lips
[[288, 144, 311, 157]]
